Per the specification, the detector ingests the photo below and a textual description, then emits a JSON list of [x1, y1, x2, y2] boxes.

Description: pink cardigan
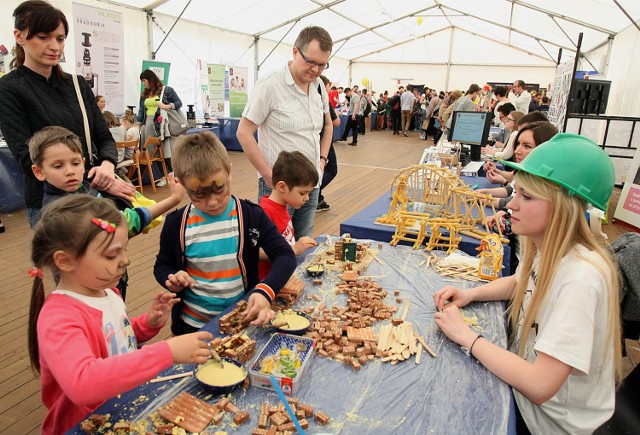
[[37, 292, 173, 434]]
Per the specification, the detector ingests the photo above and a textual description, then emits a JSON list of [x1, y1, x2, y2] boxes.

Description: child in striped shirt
[[153, 132, 296, 335]]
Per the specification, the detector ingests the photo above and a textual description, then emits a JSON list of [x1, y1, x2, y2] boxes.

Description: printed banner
[[614, 146, 640, 229], [547, 57, 574, 132], [196, 59, 210, 119], [141, 60, 171, 90], [228, 66, 248, 118], [72, 3, 124, 112], [207, 63, 225, 117]]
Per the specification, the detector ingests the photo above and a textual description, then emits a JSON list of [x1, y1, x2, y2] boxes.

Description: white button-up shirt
[[242, 64, 329, 184]]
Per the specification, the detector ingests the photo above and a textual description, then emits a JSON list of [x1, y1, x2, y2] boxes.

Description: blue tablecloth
[[216, 117, 247, 152], [69, 240, 514, 435], [186, 124, 220, 139], [340, 175, 512, 275]]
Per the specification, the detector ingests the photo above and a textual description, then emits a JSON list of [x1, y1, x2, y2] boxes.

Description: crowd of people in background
[[328, 79, 550, 145]]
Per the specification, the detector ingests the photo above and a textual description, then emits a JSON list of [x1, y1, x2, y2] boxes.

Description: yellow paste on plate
[[196, 361, 246, 386], [274, 312, 311, 330]]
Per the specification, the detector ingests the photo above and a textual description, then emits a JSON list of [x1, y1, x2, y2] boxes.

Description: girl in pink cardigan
[[28, 195, 213, 434]]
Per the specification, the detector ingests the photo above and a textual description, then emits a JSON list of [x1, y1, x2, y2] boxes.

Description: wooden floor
[[0, 129, 637, 433]]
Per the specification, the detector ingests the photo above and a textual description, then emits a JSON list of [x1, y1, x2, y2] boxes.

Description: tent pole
[[445, 28, 454, 91], [146, 11, 154, 60], [563, 33, 583, 133], [612, 0, 640, 32], [254, 36, 260, 82]]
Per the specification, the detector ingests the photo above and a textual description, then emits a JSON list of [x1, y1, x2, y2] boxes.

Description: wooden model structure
[[209, 333, 257, 363], [272, 276, 305, 311], [219, 300, 250, 335], [376, 164, 505, 253], [311, 234, 378, 274]]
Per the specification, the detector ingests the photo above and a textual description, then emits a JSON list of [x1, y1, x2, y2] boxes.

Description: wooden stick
[[150, 371, 193, 383], [401, 301, 411, 322], [414, 332, 437, 358], [415, 343, 423, 364]]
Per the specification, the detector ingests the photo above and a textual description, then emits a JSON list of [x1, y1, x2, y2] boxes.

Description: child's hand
[[293, 237, 318, 256], [166, 331, 213, 364], [167, 173, 186, 202], [147, 291, 180, 327], [166, 271, 195, 292], [242, 293, 275, 326], [434, 305, 477, 347]]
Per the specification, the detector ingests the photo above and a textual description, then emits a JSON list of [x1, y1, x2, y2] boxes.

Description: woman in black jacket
[[0, 0, 134, 227]]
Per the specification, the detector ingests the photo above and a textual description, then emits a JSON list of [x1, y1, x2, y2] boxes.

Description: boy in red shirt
[[259, 151, 319, 279]]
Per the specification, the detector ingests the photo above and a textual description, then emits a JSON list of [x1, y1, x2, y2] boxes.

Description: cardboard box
[[249, 333, 315, 396]]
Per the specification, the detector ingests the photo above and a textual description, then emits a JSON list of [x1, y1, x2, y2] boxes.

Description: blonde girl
[[433, 133, 621, 434], [28, 195, 212, 434]]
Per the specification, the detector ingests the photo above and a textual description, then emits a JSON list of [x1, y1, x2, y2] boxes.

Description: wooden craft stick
[[415, 343, 423, 364], [401, 301, 411, 321], [150, 372, 193, 383], [414, 332, 437, 358]]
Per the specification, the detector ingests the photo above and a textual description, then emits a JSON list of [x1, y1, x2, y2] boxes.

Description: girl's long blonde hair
[[508, 171, 622, 382]]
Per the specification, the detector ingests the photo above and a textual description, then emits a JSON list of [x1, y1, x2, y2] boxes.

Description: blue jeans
[[27, 207, 42, 229], [258, 178, 319, 239], [415, 114, 423, 131]]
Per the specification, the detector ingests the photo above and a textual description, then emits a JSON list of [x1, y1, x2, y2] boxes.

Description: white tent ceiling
[[102, 0, 640, 66]]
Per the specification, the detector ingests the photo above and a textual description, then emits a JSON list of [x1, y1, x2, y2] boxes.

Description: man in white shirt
[[237, 26, 333, 238], [510, 80, 532, 114]]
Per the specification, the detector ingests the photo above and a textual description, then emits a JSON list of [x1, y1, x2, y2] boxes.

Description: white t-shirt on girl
[[512, 244, 615, 434], [53, 288, 137, 356]]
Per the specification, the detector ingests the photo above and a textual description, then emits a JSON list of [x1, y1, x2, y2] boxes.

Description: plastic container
[[249, 333, 315, 396]]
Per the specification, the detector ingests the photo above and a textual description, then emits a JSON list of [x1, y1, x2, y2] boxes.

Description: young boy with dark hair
[[153, 132, 296, 335], [258, 151, 319, 280], [29, 125, 185, 299]]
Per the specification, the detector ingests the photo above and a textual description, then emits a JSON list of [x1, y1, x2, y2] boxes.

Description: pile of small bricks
[[301, 276, 398, 371], [209, 333, 257, 364], [219, 300, 251, 335], [250, 398, 330, 434]]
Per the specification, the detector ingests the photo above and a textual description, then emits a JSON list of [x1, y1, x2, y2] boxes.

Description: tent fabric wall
[[604, 23, 640, 117]]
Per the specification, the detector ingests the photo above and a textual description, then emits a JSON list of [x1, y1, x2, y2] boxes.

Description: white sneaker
[[155, 177, 167, 187]]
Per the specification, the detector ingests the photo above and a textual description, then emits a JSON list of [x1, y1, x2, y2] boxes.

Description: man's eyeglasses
[[297, 47, 329, 70]]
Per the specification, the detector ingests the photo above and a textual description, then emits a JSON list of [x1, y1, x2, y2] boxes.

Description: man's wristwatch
[[320, 156, 328, 164]]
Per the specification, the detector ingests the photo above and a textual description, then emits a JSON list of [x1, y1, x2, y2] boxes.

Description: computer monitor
[[568, 79, 611, 115], [448, 111, 492, 161]]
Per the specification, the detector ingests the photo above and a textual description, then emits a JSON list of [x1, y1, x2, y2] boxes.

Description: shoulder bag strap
[[71, 74, 93, 162]]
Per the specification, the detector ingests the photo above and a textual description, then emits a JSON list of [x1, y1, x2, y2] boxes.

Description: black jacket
[[0, 66, 117, 208]]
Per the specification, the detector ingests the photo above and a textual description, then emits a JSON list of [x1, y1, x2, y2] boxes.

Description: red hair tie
[[27, 267, 44, 279]]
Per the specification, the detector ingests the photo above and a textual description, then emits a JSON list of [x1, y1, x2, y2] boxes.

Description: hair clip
[[91, 217, 117, 233], [27, 267, 44, 279]]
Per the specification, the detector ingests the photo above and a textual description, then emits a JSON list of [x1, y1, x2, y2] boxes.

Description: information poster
[[207, 64, 225, 117], [547, 57, 574, 132], [141, 60, 171, 90], [72, 3, 124, 112], [614, 146, 640, 229], [196, 59, 210, 118], [228, 66, 248, 118]]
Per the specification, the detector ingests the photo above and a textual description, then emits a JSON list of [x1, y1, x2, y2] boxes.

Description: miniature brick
[[351, 360, 362, 371], [258, 413, 268, 428], [156, 425, 176, 434], [233, 410, 250, 425], [299, 418, 309, 429], [225, 401, 240, 413], [267, 427, 277, 435], [312, 278, 322, 285], [296, 409, 306, 419], [315, 411, 331, 425], [278, 422, 296, 432], [252, 429, 269, 435], [394, 290, 400, 296], [212, 412, 224, 425], [299, 403, 314, 416], [88, 414, 108, 426], [217, 397, 230, 410], [270, 412, 288, 426], [396, 297, 403, 303]]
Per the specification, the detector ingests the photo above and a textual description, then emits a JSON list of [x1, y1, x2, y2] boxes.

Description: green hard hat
[[499, 133, 614, 210]]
